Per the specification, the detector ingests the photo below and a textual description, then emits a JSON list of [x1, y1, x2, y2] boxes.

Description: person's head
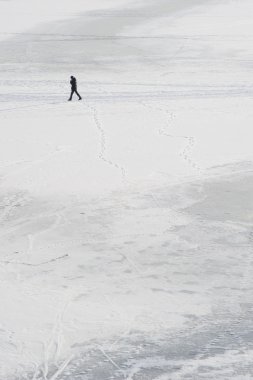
[[71, 75, 74, 79]]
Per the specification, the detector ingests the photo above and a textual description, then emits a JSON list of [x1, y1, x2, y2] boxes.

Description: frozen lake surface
[[0, 0, 253, 379]]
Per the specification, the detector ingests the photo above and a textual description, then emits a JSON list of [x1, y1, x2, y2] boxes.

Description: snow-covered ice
[[0, 0, 253, 379]]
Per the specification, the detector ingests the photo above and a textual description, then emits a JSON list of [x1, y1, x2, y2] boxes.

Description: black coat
[[70, 77, 77, 90]]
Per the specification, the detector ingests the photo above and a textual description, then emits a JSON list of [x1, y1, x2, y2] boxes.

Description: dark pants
[[69, 88, 81, 100]]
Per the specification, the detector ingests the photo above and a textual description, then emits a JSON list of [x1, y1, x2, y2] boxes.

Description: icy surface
[[0, 0, 253, 379]]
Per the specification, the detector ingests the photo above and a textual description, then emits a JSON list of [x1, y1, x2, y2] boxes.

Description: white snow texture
[[0, 0, 253, 379]]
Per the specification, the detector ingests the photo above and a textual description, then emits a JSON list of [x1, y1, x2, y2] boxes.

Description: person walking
[[68, 76, 82, 101]]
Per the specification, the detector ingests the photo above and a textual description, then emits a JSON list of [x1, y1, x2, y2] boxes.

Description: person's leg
[[75, 89, 82, 100], [68, 89, 74, 101]]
